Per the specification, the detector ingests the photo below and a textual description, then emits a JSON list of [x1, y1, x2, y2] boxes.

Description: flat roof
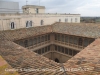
[[22, 5, 45, 9]]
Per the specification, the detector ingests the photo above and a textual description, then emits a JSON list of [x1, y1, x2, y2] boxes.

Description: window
[[61, 35, 64, 42], [58, 34, 61, 41], [65, 35, 69, 43], [71, 18, 72, 22], [33, 38, 37, 45], [89, 39, 94, 44], [36, 8, 39, 14], [69, 49, 73, 56], [73, 37, 78, 45], [65, 18, 68, 22], [69, 36, 73, 44], [24, 40, 28, 47], [48, 35, 50, 40], [58, 46, 60, 52], [40, 36, 42, 43], [30, 21, 32, 27], [61, 47, 64, 53], [83, 38, 88, 47], [65, 48, 68, 54], [55, 45, 57, 51], [41, 36, 44, 42], [41, 20, 44, 25], [59, 19, 61, 22], [73, 50, 78, 56], [42, 48, 44, 53], [37, 37, 40, 43], [78, 38, 83, 46], [48, 45, 50, 51], [28, 39, 33, 46], [26, 21, 32, 27], [26, 21, 29, 27], [55, 34, 57, 40], [19, 41, 24, 47], [42, 36, 45, 42], [11, 22, 15, 29], [45, 47, 48, 52], [45, 35, 47, 41], [75, 18, 77, 22], [38, 49, 41, 54]]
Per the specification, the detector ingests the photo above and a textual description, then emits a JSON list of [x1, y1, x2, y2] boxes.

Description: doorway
[[55, 58, 59, 63]]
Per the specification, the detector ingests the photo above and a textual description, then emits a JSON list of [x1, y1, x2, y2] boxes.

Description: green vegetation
[[81, 17, 100, 23]]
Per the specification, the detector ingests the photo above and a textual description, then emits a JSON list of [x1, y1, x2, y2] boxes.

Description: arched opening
[[41, 20, 44, 25], [11, 22, 14, 29], [30, 21, 32, 27], [75, 18, 77, 22], [65, 18, 68, 22], [59, 19, 61, 22], [26, 21, 32, 27], [26, 21, 29, 27], [71, 18, 72, 22], [55, 58, 59, 63], [36, 8, 39, 14]]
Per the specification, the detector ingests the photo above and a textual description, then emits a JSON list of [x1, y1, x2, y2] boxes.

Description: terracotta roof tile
[[0, 25, 52, 41], [0, 40, 63, 75], [64, 38, 100, 74], [0, 22, 100, 74], [53, 22, 100, 38], [0, 55, 19, 75]]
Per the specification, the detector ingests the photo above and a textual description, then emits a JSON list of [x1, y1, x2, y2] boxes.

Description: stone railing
[[0, 13, 80, 16]]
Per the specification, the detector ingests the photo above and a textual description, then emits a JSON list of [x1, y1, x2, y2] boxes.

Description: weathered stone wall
[[0, 13, 80, 30]]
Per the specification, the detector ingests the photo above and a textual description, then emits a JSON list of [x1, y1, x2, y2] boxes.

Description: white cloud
[[74, 0, 100, 16], [0, 0, 100, 16]]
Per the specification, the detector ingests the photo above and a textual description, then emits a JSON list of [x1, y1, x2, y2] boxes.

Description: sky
[[0, 0, 100, 16]]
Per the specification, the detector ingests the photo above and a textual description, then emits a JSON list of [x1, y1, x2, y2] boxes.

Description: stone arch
[[55, 58, 59, 63]]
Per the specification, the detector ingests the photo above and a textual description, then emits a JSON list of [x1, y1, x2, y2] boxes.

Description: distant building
[[0, 3, 80, 31], [22, 5, 45, 14], [0, 1, 19, 13]]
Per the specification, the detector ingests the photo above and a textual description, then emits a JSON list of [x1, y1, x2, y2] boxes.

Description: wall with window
[[11, 22, 15, 29], [55, 33, 95, 49], [52, 52, 71, 63], [54, 45, 79, 56], [34, 45, 51, 55], [42, 44, 79, 63], [26, 21, 32, 27], [14, 33, 95, 63], [23, 7, 45, 14], [0, 14, 80, 31], [40, 44, 76, 63], [14, 34, 50, 48], [41, 20, 44, 25]]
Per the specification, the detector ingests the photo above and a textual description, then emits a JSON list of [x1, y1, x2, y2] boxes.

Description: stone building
[[22, 5, 45, 14], [0, 5, 80, 31], [0, 13, 80, 31], [0, 22, 100, 75]]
